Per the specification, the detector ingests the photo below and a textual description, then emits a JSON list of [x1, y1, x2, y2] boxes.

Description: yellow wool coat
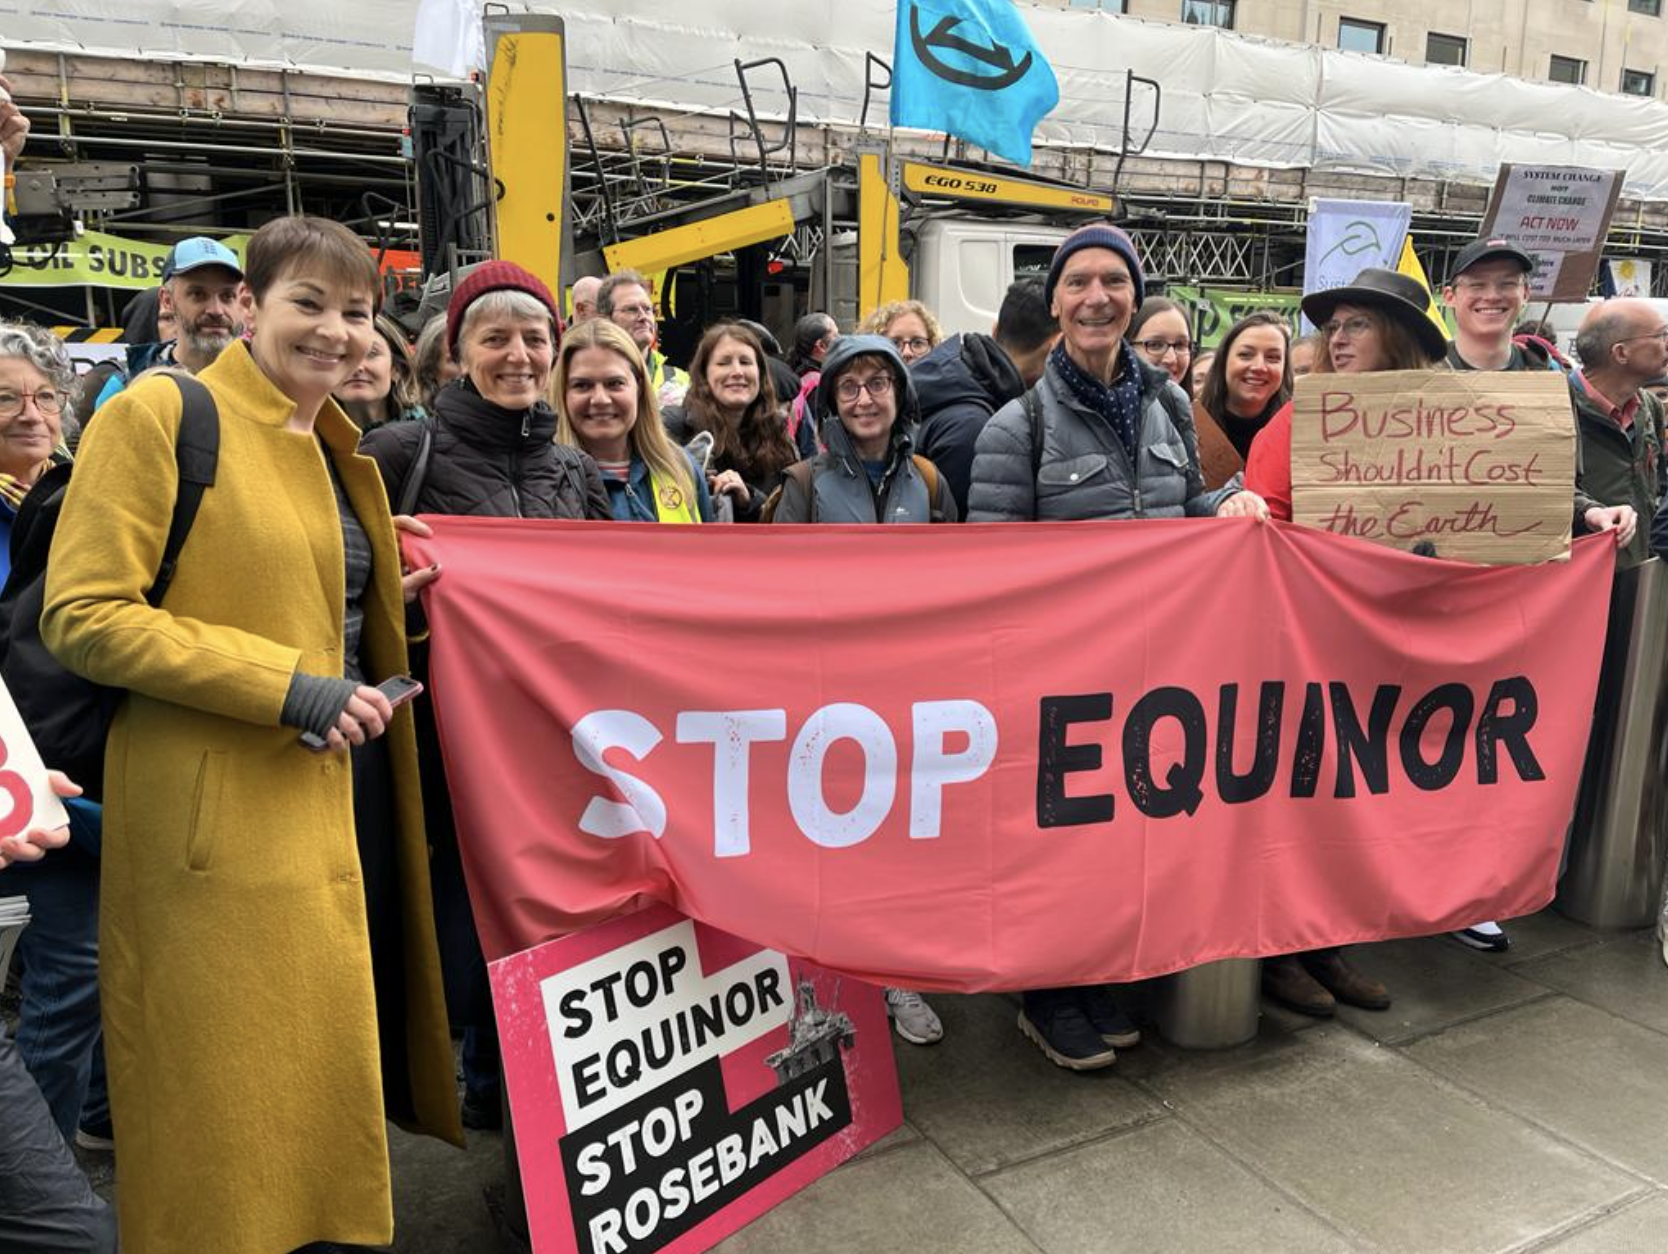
[[42, 342, 463, 1254]]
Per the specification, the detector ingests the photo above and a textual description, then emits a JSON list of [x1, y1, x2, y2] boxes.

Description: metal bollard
[[1556, 557, 1668, 928], [1152, 958, 1262, 1049]]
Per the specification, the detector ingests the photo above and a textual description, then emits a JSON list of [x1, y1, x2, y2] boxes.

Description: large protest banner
[[491, 904, 901, 1254], [404, 520, 1613, 991], [1481, 164, 1622, 301], [1290, 370, 1577, 565]]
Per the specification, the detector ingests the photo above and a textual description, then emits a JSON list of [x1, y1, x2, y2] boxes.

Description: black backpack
[[0, 374, 219, 802]]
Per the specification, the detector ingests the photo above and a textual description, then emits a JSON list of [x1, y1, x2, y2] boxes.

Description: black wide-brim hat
[[1301, 267, 1448, 362]]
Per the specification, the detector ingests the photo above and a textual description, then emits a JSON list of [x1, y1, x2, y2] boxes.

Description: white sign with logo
[[1302, 199, 1413, 332]]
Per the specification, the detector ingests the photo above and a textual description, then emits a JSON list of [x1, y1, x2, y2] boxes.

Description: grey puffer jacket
[[967, 350, 1236, 521], [772, 334, 957, 523]]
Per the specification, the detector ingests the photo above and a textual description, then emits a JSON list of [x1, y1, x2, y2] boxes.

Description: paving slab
[[850, 1116, 923, 1162], [1326, 935, 1551, 1045], [389, 1122, 507, 1253], [983, 1117, 1354, 1254], [1533, 1192, 1668, 1253], [1404, 995, 1668, 1185], [892, 992, 1162, 1177], [1143, 1023, 1633, 1253], [1511, 931, 1668, 1036], [709, 1141, 1042, 1254], [1497, 909, 1603, 967]]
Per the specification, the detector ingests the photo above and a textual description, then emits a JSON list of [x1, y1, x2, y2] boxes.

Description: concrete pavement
[[57, 907, 1668, 1252]]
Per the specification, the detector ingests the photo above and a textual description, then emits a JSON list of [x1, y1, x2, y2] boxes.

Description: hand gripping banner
[[403, 520, 1614, 992]]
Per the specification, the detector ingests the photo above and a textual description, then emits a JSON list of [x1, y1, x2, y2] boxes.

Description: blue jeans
[[0, 803, 108, 1143]]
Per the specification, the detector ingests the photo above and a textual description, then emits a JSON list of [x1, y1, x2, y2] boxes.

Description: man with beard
[[92, 237, 248, 412]]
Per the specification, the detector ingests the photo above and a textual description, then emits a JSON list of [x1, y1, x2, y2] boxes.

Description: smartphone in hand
[[300, 675, 425, 749]]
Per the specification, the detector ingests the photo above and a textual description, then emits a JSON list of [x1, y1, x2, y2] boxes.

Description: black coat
[[909, 333, 1025, 518], [360, 380, 610, 520]]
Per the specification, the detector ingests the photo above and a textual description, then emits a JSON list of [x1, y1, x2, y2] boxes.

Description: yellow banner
[[0, 231, 248, 290]]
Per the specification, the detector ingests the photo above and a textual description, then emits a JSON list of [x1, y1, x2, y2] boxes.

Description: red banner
[[405, 520, 1614, 992]]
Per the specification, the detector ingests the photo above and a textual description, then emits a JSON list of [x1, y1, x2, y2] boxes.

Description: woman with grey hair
[[0, 322, 73, 582], [0, 320, 108, 1171], [360, 260, 609, 1132]]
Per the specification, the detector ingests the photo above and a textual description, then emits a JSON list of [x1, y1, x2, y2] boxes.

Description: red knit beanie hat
[[446, 260, 563, 357]]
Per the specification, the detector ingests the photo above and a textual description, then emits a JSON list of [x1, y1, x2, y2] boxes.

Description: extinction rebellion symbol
[[909, 5, 1033, 91]]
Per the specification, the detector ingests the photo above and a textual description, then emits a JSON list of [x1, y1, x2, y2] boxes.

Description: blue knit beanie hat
[[1044, 223, 1145, 309]]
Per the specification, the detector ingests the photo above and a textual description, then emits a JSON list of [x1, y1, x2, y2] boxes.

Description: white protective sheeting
[[10, 1, 1668, 198]]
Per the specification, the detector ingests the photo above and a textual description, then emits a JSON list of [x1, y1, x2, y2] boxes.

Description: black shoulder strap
[[149, 375, 220, 608], [1025, 386, 1044, 484], [396, 422, 434, 517], [557, 447, 586, 513]]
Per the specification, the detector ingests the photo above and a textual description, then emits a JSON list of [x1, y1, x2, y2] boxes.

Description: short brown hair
[[244, 216, 380, 310]]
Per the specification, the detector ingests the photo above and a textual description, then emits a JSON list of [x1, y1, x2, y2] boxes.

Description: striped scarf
[[0, 457, 56, 512]]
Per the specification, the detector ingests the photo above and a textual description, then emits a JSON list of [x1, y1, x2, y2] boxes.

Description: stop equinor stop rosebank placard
[[490, 903, 902, 1254]]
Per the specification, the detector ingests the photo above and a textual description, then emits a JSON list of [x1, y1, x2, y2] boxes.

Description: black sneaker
[[1451, 922, 1511, 953], [1018, 1000, 1117, 1071], [1077, 985, 1142, 1048]]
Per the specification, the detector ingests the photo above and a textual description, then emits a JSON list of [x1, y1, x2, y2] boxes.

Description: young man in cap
[[93, 236, 249, 412], [1439, 239, 1536, 953], [1440, 240, 1636, 952], [1442, 238, 1542, 373]]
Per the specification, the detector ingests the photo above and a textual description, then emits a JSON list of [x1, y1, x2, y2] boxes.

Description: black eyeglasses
[[1136, 337, 1192, 359]]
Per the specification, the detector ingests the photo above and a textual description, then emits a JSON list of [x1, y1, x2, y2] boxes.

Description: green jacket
[[1570, 374, 1664, 568]]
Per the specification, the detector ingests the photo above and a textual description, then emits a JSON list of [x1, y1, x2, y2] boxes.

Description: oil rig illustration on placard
[[765, 979, 856, 1083]]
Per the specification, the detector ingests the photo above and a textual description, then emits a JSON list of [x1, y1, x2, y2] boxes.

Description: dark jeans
[[0, 818, 109, 1142], [0, 1029, 116, 1253], [351, 734, 412, 1123], [430, 817, 499, 1105]]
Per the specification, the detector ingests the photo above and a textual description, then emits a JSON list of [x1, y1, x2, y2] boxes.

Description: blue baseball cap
[[163, 237, 243, 282]]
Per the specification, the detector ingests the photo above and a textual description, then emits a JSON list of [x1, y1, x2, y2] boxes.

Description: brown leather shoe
[[1261, 955, 1335, 1017], [1300, 950, 1391, 1010]]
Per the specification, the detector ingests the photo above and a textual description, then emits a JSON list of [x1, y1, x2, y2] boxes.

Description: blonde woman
[[553, 318, 715, 522], [858, 298, 944, 365]]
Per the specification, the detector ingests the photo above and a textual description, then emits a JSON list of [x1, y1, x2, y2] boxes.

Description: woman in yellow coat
[[42, 216, 463, 1253]]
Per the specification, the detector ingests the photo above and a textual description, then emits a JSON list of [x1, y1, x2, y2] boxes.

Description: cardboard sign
[[490, 904, 902, 1254], [0, 673, 69, 840], [1291, 370, 1576, 565], [1481, 165, 1623, 302]]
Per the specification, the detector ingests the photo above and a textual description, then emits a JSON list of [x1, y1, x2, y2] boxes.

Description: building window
[[1426, 32, 1468, 67], [1338, 18, 1386, 54], [1628, 0, 1661, 16], [1549, 55, 1587, 85], [1622, 67, 1656, 95], [1181, 0, 1235, 29]]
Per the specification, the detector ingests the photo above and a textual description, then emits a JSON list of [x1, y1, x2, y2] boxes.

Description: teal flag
[[890, 0, 1060, 168]]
